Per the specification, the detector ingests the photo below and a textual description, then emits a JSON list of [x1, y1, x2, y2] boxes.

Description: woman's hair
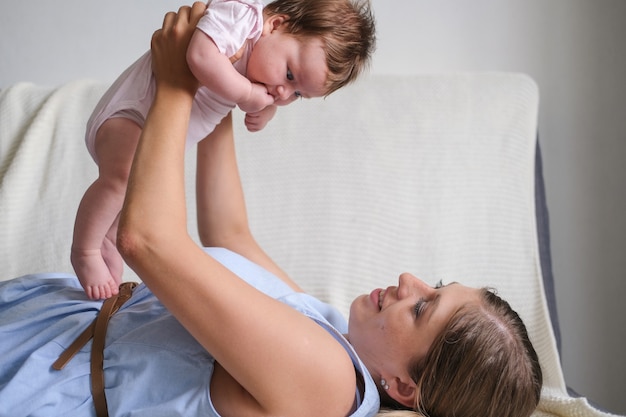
[[264, 0, 376, 96], [378, 288, 543, 417]]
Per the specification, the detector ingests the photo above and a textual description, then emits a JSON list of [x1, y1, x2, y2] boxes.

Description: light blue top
[[0, 248, 379, 417]]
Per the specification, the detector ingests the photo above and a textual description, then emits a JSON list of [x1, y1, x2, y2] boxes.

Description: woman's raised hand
[[150, 2, 206, 94]]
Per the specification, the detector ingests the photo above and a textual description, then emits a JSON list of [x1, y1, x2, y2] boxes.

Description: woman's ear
[[389, 377, 417, 408]]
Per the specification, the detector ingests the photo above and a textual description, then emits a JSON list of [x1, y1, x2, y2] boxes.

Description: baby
[[72, 0, 376, 299]]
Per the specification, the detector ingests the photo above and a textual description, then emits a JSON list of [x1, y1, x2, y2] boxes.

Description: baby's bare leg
[[72, 118, 141, 299], [103, 213, 124, 284]]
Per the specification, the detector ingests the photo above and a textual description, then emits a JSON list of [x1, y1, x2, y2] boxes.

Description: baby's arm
[[187, 30, 274, 113]]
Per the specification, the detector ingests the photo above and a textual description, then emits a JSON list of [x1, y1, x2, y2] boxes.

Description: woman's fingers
[[162, 10, 176, 32], [155, 3, 206, 44], [151, 3, 206, 92], [189, 2, 207, 25], [171, 3, 205, 38], [173, 5, 190, 30]]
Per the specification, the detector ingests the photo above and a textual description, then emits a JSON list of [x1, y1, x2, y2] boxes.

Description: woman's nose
[[398, 272, 434, 299]]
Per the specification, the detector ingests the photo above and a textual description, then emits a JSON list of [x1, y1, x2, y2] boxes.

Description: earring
[[380, 379, 389, 390]]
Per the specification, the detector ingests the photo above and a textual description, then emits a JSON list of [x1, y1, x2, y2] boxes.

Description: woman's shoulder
[[277, 292, 381, 417]]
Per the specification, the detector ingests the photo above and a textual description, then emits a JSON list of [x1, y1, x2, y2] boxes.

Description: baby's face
[[247, 27, 328, 104]]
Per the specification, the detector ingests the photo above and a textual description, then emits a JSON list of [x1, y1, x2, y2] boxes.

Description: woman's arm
[[117, 5, 355, 416], [195, 114, 302, 291]]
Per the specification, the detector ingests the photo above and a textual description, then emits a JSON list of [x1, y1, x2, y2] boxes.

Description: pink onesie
[[85, 0, 265, 163]]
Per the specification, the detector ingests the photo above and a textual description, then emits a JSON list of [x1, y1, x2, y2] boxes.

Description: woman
[[0, 3, 542, 417]]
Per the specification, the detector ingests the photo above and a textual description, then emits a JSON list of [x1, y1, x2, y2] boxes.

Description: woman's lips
[[370, 288, 382, 310]]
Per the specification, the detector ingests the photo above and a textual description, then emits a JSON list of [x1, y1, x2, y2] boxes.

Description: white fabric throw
[[0, 75, 615, 416]]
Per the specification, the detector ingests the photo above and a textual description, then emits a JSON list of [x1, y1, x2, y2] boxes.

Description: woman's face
[[348, 273, 481, 391]]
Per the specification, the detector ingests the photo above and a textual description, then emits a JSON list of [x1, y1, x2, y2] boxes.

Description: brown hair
[[378, 288, 543, 417], [264, 0, 376, 95]]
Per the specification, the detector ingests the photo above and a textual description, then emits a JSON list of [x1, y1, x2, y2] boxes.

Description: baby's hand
[[238, 82, 274, 113], [245, 105, 277, 132]]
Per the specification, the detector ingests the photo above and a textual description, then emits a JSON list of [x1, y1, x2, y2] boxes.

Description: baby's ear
[[264, 13, 289, 32]]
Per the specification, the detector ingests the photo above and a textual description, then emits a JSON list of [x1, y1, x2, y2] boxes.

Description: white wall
[[1, 0, 625, 414]]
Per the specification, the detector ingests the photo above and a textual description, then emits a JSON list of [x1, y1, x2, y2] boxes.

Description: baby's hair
[[265, 0, 376, 95]]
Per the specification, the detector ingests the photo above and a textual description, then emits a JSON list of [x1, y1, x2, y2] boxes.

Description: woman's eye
[[294, 91, 302, 98], [434, 279, 443, 289], [414, 298, 426, 317], [286, 69, 294, 81]]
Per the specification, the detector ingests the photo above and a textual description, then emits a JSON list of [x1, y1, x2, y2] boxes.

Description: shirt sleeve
[[195, 0, 264, 58]]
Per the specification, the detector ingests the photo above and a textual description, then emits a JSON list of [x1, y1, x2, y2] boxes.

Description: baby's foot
[[84, 278, 120, 300], [72, 249, 121, 299]]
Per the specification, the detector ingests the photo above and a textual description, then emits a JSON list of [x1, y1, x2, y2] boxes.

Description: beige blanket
[[0, 75, 614, 416]]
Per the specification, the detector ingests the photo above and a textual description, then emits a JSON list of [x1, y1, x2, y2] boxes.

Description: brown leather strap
[[52, 321, 96, 370], [53, 282, 137, 417], [92, 282, 137, 417]]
